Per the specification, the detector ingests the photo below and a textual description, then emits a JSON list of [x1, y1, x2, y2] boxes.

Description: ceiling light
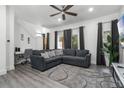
[[88, 7, 94, 12], [42, 28, 46, 31], [58, 18, 62, 22]]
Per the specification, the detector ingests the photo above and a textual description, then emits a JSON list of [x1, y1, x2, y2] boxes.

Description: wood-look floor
[[0, 64, 67, 88]]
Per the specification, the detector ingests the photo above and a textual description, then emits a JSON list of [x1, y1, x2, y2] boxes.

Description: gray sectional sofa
[[30, 49, 91, 71]]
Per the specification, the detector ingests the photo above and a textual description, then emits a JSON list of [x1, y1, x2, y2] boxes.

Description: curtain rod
[[59, 21, 111, 31], [60, 20, 112, 31], [72, 26, 85, 30], [57, 20, 113, 32], [102, 19, 118, 24], [102, 21, 111, 24], [66, 21, 112, 29], [59, 26, 85, 31], [67, 21, 111, 30]]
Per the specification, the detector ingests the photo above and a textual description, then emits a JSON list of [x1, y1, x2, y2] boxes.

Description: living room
[[0, 3, 124, 88]]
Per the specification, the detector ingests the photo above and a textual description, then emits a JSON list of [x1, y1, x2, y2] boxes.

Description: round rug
[[48, 68, 68, 81], [100, 81, 116, 88], [63, 75, 87, 88]]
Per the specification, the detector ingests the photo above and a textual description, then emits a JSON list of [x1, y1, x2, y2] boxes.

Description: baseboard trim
[[7, 65, 15, 71], [0, 69, 7, 76]]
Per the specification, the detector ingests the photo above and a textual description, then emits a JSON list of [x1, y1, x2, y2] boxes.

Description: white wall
[[0, 6, 7, 75], [14, 20, 36, 52], [0, 6, 15, 75], [51, 13, 119, 64], [119, 6, 124, 16], [6, 6, 15, 71], [14, 18, 50, 52], [35, 37, 43, 50]]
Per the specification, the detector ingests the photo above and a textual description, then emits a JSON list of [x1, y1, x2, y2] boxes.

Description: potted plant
[[102, 34, 119, 66]]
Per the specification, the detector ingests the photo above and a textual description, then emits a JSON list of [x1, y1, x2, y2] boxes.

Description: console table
[[112, 63, 124, 88]]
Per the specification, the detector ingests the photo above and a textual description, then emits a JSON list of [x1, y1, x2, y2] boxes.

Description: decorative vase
[[104, 52, 110, 67]]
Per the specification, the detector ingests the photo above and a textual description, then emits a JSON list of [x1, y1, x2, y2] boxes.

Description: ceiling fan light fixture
[[58, 18, 62, 22], [50, 5, 77, 21], [88, 7, 94, 12], [61, 11, 64, 14]]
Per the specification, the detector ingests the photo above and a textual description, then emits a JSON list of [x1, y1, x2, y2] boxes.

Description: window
[[57, 31, 64, 49], [45, 37, 47, 49], [103, 31, 111, 43], [72, 35, 78, 49], [71, 29, 79, 49], [43, 34, 48, 49], [103, 22, 111, 43], [102, 23, 111, 66]]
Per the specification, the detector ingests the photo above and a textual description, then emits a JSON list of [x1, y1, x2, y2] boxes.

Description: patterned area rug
[[41, 64, 116, 88]]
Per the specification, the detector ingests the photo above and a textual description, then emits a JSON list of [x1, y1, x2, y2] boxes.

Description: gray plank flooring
[[0, 64, 67, 88]]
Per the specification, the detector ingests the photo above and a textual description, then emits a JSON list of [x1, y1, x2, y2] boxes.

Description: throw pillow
[[51, 51, 56, 56], [55, 49, 63, 56], [63, 49, 75, 56], [76, 50, 89, 57], [45, 52, 50, 58], [76, 50, 83, 57], [48, 51, 56, 58], [41, 52, 49, 58]]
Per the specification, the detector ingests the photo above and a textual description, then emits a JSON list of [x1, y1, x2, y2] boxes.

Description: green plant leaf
[[102, 48, 110, 53], [104, 43, 109, 48], [107, 35, 112, 43]]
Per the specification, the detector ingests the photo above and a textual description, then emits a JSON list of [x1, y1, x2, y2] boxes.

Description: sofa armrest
[[30, 55, 46, 71], [85, 53, 91, 67]]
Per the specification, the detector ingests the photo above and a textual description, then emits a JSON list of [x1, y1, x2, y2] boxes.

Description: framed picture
[[28, 37, 30, 44]]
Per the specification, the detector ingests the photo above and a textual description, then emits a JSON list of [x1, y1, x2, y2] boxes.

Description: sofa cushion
[[48, 51, 56, 58], [76, 50, 89, 57], [41, 52, 49, 58], [63, 49, 75, 56], [45, 56, 62, 63], [32, 50, 44, 56], [55, 49, 63, 56], [63, 56, 85, 63]]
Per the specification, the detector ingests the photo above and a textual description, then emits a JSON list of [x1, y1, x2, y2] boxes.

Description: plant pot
[[104, 53, 110, 67]]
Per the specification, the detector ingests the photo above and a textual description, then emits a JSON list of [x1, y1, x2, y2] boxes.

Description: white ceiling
[[14, 5, 122, 28]]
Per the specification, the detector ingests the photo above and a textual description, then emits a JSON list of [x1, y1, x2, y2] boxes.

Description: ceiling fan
[[49, 5, 77, 20]]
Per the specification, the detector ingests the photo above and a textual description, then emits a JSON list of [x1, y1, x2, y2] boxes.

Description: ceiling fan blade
[[50, 12, 61, 17], [50, 5, 62, 11], [62, 5, 65, 9], [63, 5, 73, 11], [62, 14, 65, 20], [65, 12, 77, 16]]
